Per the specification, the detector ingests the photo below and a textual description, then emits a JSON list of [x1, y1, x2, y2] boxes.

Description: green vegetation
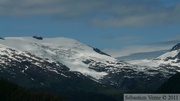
[[0, 78, 63, 101], [0, 76, 124, 101]]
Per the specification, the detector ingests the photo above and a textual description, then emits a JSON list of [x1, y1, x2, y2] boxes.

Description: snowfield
[[0, 37, 117, 79], [128, 48, 180, 68]]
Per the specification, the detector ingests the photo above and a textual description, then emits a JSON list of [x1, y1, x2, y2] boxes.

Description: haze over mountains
[[118, 50, 168, 61]]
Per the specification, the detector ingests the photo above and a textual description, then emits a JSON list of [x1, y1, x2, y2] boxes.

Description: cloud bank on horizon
[[1, 0, 180, 27], [104, 36, 180, 58]]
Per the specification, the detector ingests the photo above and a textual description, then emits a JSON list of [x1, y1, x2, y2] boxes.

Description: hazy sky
[[1, 0, 180, 57]]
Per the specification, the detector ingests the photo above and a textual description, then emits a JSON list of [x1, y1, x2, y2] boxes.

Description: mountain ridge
[[0, 36, 179, 93], [128, 43, 180, 68], [171, 43, 180, 51], [0, 37, 117, 79]]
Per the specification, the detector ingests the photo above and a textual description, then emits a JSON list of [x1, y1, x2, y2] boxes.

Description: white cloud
[[104, 44, 173, 58], [0, 0, 103, 16], [92, 3, 180, 27], [103, 35, 180, 58], [0, 0, 180, 27]]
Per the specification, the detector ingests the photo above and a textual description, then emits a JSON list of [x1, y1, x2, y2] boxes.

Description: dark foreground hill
[[156, 73, 180, 93], [0, 78, 63, 101], [0, 78, 121, 101]]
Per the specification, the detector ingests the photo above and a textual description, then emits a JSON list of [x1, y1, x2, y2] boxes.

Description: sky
[[0, 0, 180, 58]]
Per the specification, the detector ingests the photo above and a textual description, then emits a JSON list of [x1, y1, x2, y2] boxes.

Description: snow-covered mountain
[[0, 37, 121, 79], [0, 36, 179, 92], [128, 43, 180, 71]]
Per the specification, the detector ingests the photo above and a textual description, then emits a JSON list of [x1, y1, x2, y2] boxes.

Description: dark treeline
[[156, 72, 180, 93], [60, 91, 117, 101], [0, 78, 63, 101]]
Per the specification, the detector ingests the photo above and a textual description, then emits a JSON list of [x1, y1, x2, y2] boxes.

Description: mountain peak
[[0, 36, 117, 79], [171, 43, 180, 51]]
